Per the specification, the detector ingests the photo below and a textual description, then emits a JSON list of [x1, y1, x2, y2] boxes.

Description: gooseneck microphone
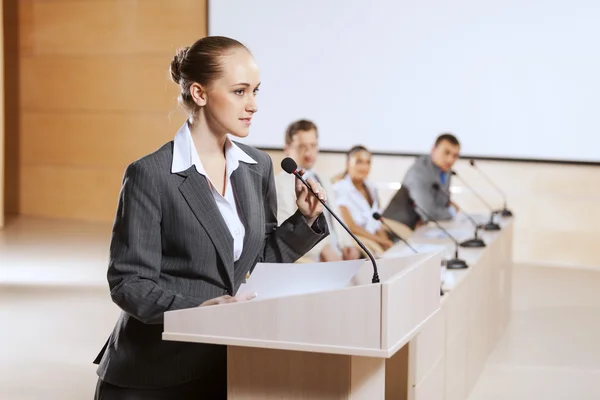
[[281, 157, 380, 284], [432, 183, 485, 248], [450, 171, 501, 231], [372, 212, 418, 254], [374, 212, 445, 296], [410, 200, 468, 269], [469, 160, 513, 217]]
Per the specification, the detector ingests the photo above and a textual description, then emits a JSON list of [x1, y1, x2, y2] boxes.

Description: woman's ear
[[189, 82, 207, 107]]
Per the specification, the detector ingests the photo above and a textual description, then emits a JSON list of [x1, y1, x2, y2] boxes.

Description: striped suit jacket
[[93, 141, 328, 389]]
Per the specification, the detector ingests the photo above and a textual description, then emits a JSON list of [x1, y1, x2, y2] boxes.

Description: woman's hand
[[295, 171, 325, 223], [200, 292, 257, 307], [415, 219, 426, 229], [342, 246, 361, 260], [375, 230, 394, 250], [378, 237, 394, 251]]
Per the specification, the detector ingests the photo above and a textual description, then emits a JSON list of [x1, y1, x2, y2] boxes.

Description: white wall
[[211, 0, 600, 163]]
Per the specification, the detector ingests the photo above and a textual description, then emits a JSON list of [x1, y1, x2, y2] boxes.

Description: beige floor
[[468, 265, 600, 400], [0, 217, 120, 400], [1, 216, 600, 399]]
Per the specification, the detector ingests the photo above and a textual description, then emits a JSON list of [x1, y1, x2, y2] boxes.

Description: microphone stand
[[451, 171, 501, 231], [373, 213, 444, 296], [412, 202, 468, 270], [469, 160, 514, 217], [372, 213, 418, 254], [432, 183, 485, 248], [293, 170, 380, 284]]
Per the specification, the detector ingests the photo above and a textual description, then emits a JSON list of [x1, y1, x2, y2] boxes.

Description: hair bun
[[169, 46, 190, 84]]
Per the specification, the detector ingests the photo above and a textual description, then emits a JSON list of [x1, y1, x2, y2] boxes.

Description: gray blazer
[[402, 155, 453, 221], [93, 141, 328, 389]]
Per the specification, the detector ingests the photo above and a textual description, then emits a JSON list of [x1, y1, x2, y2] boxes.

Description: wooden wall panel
[[16, 0, 207, 221], [19, 0, 204, 56], [20, 165, 124, 221], [20, 112, 183, 167], [20, 55, 179, 112]]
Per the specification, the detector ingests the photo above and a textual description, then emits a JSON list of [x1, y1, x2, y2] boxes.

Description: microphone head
[[432, 183, 440, 190], [281, 157, 298, 174], [372, 212, 382, 220], [469, 159, 476, 167]]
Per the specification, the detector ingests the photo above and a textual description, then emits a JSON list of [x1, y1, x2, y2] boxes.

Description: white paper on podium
[[236, 259, 366, 301]]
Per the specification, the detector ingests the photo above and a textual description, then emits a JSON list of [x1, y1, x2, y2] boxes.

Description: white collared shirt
[[171, 121, 257, 262], [333, 175, 382, 235]]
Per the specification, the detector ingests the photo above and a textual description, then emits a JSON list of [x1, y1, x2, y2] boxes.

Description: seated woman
[[333, 146, 394, 251]]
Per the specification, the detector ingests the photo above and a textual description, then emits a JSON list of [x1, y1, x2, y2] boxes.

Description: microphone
[[372, 212, 418, 254], [410, 199, 468, 270], [432, 183, 485, 248], [450, 171, 501, 231], [374, 212, 444, 297], [281, 157, 380, 284], [469, 160, 513, 217]]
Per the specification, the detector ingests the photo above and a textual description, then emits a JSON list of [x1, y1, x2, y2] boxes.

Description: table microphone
[[373, 212, 445, 296], [410, 200, 468, 269], [281, 157, 380, 284], [469, 160, 514, 217], [372, 212, 418, 254], [450, 171, 501, 231], [432, 183, 486, 248]]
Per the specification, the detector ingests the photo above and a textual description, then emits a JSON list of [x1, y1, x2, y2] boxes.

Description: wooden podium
[[163, 253, 441, 399]]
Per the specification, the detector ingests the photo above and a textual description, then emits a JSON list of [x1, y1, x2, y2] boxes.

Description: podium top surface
[[163, 253, 442, 358]]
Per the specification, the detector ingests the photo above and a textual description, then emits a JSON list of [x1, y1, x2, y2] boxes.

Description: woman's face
[[347, 150, 372, 181], [202, 48, 261, 138]]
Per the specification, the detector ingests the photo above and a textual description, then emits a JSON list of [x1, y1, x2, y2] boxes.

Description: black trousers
[[94, 375, 227, 400]]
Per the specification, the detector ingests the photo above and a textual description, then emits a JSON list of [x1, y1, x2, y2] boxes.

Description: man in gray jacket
[[401, 133, 461, 221]]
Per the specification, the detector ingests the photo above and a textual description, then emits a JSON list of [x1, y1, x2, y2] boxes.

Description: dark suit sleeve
[[404, 170, 453, 221], [256, 157, 329, 265], [107, 162, 204, 324]]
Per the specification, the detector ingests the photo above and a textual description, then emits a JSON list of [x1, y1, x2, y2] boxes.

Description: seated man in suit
[[400, 133, 461, 221], [275, 120, 360, 262]]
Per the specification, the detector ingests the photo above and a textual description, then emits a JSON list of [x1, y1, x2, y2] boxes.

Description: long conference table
[[385, 214, 513, 400], [162, 214, 513, 399]]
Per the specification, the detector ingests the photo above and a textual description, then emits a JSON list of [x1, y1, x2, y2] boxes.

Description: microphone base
[[496, 208, 514, 217], [479, 221, 501, 231], [460, 237, 486, 248], [446, 258, 469, 269]]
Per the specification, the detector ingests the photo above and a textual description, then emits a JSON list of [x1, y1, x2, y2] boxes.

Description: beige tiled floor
[[468, 266, 600, 400], [2, 217, 600, 399], [0, 286, 120, 400], [1, 217, 120, 400]]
